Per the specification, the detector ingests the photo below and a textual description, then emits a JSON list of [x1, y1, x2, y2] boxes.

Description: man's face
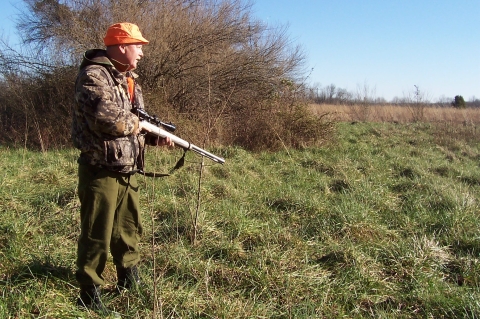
[[121, 44, 144, 70]]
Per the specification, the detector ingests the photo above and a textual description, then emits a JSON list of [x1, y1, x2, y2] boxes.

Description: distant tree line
[[0, 0, 334, 151], [305, 83, 480, 108]]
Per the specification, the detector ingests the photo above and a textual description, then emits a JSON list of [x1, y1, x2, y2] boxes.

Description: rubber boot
[[77, 285, 108, 313], [116, 265, 141, 291]]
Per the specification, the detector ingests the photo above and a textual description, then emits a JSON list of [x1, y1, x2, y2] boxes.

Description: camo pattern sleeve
[[75, 66, 138, 136]]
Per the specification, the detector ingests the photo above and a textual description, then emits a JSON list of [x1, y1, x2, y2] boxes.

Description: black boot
[[77, 285, 108, 313], [116, 265, 141, 291]]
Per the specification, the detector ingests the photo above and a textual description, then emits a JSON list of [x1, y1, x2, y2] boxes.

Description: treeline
[[306, 83, 480, 108], [0, 0, 333, 151]]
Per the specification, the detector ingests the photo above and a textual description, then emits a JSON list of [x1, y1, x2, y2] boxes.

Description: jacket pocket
[[104, 136, 137, 167]]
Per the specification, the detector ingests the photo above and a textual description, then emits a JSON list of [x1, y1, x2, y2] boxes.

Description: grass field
[[310, 103, 480, 125], [0, 118, 479, 318]]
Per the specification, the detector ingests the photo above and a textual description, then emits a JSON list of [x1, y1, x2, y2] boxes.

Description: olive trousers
[[75, 164, 143, 286]]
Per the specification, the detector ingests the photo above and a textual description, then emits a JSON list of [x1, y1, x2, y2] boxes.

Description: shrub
[[452, 95, 466, 108]]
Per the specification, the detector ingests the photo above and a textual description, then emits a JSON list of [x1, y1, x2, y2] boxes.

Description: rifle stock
[[141, 120, 225, 165]]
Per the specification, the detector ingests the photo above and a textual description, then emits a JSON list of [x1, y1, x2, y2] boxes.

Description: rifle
[[134, 108, 225, 165]]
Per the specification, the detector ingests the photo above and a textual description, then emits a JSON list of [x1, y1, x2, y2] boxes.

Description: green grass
[[0, 122, 479, 318]]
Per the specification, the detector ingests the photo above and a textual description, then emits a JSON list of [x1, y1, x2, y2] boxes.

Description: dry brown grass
[[309, 103, 480, 125]]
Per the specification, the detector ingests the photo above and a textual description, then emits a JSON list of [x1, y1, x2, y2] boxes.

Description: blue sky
[[251, 0, 479, 101], [1, 0, 478, 101], [0, 1, 22, 38]]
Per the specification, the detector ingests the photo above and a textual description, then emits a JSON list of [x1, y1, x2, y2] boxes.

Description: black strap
[[131, 148, 187, 178], [169, 148, 187, 173]]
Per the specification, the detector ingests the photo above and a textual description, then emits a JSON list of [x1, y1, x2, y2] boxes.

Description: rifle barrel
[[141, 121, 225, 164]]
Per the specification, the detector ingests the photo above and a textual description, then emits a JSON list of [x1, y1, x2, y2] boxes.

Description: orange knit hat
[[103, 22, 149, 46]]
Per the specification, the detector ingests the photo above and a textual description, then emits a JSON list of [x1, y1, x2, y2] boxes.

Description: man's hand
[[137, 120, 148, 135], [153, 136, 175, 147], [138, 121, 175, 147]]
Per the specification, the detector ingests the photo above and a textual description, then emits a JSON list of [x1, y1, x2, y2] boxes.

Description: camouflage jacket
[[72, 49, 146, 172]]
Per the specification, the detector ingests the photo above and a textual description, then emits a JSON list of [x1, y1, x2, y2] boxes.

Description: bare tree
[[349, 81, 376, 122], [405, 85, 429, 122]]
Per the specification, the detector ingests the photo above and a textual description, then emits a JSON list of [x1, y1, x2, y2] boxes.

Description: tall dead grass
[[310, 103, 480, 125]]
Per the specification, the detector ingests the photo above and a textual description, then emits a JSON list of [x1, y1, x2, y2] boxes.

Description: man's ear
[[118, 44, 127, 53]]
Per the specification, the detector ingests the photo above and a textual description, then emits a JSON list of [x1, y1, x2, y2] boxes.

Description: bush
[[0, 67, 75, 150], [452, 95, 466, 109]]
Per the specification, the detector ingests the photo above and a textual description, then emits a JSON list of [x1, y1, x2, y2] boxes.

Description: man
[[72, 22, 173, 310]]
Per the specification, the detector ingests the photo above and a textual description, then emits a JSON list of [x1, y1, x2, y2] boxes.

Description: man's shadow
[[3, 258, 75, 285]]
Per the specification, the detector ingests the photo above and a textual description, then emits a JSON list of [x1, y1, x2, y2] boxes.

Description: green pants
[[76, 164, 143, 286]]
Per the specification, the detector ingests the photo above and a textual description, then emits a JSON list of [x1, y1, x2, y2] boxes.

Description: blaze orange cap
[[103, 22, 149, 46]]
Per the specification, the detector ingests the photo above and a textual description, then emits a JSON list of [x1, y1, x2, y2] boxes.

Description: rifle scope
[[134, 108, 176, 132]]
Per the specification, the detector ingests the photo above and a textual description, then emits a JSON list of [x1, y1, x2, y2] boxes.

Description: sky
[[250, 0, 480, 101], [0, 1, 22, 40], [0, 0, 478, 102]]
